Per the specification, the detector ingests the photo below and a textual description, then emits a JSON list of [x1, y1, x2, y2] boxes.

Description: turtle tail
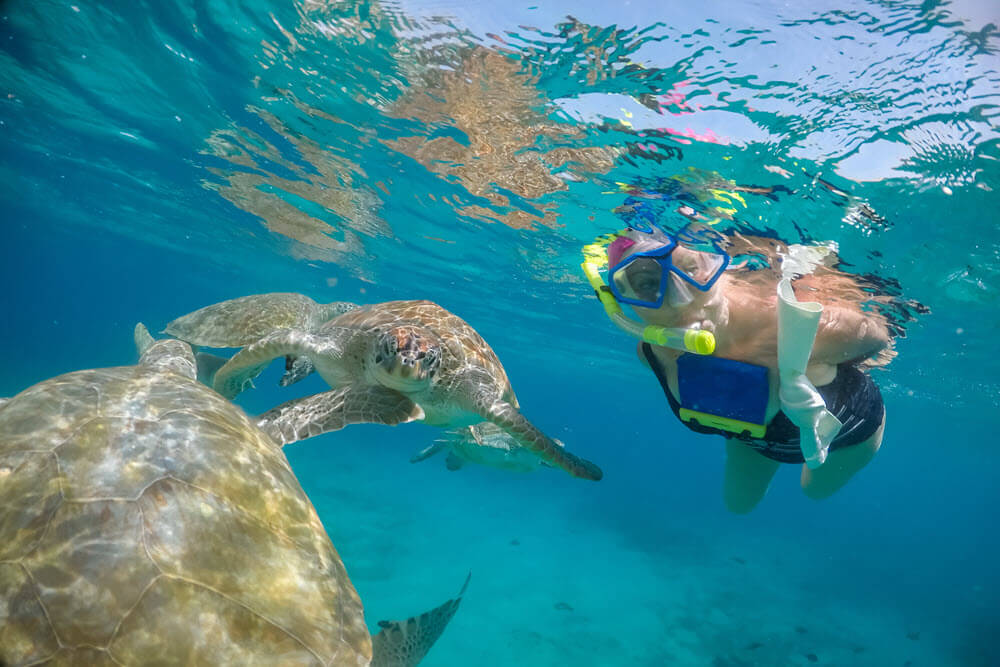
[[485, 401, 603, 481], [370, 572, 470, 667]]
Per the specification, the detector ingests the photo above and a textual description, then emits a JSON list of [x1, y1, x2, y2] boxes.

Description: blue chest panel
[[676, 353, 769, 425]]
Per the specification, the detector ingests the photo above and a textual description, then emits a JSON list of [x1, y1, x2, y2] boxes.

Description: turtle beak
[[380, 353, 429, 381]]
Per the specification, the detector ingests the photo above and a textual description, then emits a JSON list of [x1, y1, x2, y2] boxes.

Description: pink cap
[[607, 235, 637, 268]]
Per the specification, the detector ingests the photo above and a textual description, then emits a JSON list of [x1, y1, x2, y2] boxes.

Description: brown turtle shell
[[0, 360, 370, 666]]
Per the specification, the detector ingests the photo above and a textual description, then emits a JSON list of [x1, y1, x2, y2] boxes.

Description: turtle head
[[369, 326, 442, 392], [135, 323, 197, 380]]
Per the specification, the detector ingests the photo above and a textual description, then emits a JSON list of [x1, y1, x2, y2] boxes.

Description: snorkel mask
[[607, 226, 730, 308], [581, 228, 720, 355]]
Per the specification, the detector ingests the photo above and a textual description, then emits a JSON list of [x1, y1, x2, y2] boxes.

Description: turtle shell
[[0, 362, 370, 666]]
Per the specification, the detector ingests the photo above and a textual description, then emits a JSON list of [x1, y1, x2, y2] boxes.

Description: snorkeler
[[583, 221, 889, 513]]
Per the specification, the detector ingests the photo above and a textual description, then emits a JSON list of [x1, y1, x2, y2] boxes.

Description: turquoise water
[[2, 0, 998, 664]]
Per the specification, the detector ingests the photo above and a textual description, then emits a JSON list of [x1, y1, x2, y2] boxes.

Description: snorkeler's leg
[[723, 440, 781, 514], [800, 408, 886, 500]]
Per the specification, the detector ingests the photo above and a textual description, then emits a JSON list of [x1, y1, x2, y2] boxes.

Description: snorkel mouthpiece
[[580, 259, 715, 354]]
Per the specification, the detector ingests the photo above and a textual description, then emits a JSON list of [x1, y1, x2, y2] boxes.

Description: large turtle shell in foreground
[[0, 361, 370, 665]]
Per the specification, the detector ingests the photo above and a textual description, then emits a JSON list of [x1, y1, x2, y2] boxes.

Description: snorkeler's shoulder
[[813, 304, 890, 365]]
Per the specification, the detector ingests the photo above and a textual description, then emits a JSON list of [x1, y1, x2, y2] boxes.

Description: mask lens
[[612, 256, 664, 306], [666, 272, 696, 306], [670, 245, 728, 287]]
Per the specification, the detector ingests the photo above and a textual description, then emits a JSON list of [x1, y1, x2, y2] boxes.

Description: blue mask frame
[[607, 235, 730, 308]]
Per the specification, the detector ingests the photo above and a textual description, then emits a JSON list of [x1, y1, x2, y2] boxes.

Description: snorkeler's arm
[[812, 306, 890, 365]]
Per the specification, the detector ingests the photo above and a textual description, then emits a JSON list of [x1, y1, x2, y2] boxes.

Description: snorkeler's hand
[[779, 376, 843, 469]]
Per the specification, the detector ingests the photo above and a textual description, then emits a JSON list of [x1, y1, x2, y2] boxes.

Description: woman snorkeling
[[584, 215, 890, 513]]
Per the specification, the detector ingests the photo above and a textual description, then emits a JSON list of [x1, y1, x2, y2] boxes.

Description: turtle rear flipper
[[371, 573, 471, 667], [484, 401, 603, 481], [195, 352, 228, 386], [410, 441, 448, 463], [444, 452, 465, 471], [165, 293, 356, 347], [257, 384, 424, 446]]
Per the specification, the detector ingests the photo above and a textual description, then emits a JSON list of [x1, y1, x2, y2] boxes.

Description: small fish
[[510, 539, 520, 547], [805, 653, 818, 663], [554, 602, 573, 612], [794, 626, 808, 634], [730, 556, 746, 565], [746, 642, 763, 651]]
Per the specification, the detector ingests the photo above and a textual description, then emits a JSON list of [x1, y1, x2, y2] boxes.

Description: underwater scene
[[1, 0, 998, 665]]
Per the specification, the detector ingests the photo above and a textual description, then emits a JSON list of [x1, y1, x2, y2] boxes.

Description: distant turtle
[[161, 292, 359, 388], [0, 324, 466, 666], [412, 422, 562, 473], [166, 294, 602, 481], [164, 292, 360, 348]]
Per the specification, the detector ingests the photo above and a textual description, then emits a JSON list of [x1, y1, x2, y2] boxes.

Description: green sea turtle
[[411, 422, 562, 473], [165, 293, 603, 481], [0, 324, 466, 666]]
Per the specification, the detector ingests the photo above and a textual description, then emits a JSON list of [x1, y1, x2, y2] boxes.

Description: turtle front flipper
[[445, 452, 466, 471], [165, 293, 356, 347], [213, 329, 329, 399], [279, 355, 316, 387], [258, 384, 424, 446], [371, 572, 471, 667], [484, 401, 603, 481]]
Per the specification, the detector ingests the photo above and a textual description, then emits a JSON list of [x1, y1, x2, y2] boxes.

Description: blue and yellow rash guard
[[640, 343, 885, 464]]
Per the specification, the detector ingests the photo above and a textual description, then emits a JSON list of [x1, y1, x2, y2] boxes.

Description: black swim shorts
[[642, 343, 885, 464]]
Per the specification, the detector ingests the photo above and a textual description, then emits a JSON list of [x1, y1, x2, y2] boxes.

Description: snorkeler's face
[[610, 238, 728, 311]]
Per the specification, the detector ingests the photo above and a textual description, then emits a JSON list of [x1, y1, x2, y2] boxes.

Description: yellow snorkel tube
[[580, 240, 716, 355]]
